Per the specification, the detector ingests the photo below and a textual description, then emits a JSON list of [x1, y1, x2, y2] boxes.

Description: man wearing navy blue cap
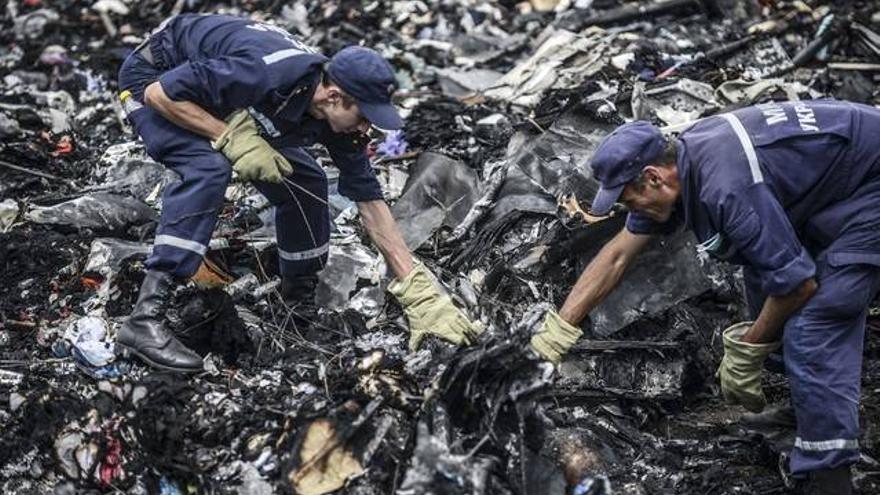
[[529, 100, 880, 494], [116, 14, 481, 373]]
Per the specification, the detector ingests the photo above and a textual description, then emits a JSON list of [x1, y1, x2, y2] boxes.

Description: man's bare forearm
[[742, 278, 818, 344], [144, 81, 226, 141], [357, 199, 414, 280], [558, 228, 652, 325]]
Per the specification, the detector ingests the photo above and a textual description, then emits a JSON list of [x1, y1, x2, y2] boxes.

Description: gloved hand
[[717, 321, 781, 413], [212, 110, 293, 183], [388, 260, 484, 351], [529, 310, 583, 364]]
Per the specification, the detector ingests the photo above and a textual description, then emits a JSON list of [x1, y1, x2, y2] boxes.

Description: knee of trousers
[[189, 153, 233, 192], [280, 148, 327, 197], [251, 163, 327, 209], [782, 301, 865, 389], [159, 153, 231, 227], [806, 261, 880, 319], [783, 262, 879, 359], [278, 171, 328, 207], [802, 290, 869, 323]]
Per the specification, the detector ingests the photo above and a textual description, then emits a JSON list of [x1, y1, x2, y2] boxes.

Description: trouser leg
[[251, 147, 330, 279], [115, 57, 223, 371], [124, 96, 230, 278], [785, 260, 880, 474]]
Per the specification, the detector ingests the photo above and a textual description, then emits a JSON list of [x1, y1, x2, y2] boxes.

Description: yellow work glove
[[529, 310, 583, 364], [211, 110, 293, 183], [717, 322, 781, 413], [387, 261, 484, 351]]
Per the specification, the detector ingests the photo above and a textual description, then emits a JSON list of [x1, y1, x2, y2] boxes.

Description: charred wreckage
[[2, 0, 880, 494]]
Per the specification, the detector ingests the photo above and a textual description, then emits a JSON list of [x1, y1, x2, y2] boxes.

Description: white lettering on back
[[246, 23, 316, 54], [792, 101, 819, 132], [757, 102, 788, 126]]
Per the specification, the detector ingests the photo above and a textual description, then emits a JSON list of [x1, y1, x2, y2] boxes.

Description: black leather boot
[[741, 404, 796, 429], [281, 274, 319, 306], [117, 270, 203, 372], [800, 465, 852, 495], [281, 275, 319, 329]]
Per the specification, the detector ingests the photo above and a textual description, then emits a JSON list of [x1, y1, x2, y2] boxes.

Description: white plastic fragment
[[0, 369, 24, 386]]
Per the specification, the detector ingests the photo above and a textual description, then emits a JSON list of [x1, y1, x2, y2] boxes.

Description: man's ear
[[644, 166, 662, 188], [325, 86, 342, 105]]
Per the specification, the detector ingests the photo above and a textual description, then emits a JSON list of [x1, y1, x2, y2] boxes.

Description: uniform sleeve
[[324, 132, 384, 202], [625, 211, 680, 235], [722, 183, 816, 296], [158, 55, 273, 111]]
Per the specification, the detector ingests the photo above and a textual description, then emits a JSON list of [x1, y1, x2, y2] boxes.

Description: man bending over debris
[[116, 14, 481, 373], [528, 100, 880, 494]]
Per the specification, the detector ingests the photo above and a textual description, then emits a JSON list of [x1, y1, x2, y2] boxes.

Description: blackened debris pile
[[2, 0, 880, 494]]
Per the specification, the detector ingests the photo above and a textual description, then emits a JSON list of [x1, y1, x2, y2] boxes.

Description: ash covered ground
[[2, 0, 880, 494]]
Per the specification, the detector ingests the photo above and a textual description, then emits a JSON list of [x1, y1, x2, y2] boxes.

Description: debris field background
[[2, 0, 880, 494]]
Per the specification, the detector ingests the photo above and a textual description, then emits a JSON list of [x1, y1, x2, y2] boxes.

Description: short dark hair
[[631, 140, 677, 192], [659, 138, 677, 167]]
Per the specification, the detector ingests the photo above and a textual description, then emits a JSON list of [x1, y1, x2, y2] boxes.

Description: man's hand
[[717, 321, 781, 412], [387, 260, 483, 351], [212, 110, 293, 183], [529, 310, 583, 364]]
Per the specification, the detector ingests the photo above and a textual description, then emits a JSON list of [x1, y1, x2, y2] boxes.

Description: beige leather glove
[[212, 110, 293, 183], [529, 310, 583, 364], [388, 261, 484, 351], [717, 321, 781, 413]]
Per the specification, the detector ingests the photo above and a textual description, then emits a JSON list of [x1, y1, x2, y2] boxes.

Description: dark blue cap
[[589, 121, 666, 215], [327, 46, 402, 131]]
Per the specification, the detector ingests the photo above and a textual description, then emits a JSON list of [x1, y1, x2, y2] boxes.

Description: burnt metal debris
[[2, 0, 880, 494]]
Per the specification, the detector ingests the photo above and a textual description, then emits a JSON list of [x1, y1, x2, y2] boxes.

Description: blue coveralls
[[628, 100, 880, 475], [117, 14, 383, 279]]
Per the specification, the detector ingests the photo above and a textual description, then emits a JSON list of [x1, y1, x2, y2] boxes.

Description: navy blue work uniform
[[629, 100, 880, 475], [117, 14, 383, 279]]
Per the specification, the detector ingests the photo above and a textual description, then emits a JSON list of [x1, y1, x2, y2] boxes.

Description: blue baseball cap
[[327, 46, 402, 131], [589, 121, 666, 215]]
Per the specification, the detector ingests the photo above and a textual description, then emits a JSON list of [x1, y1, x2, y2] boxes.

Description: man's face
[[618, 165, 679, 222], [319, 94, 371, 134]]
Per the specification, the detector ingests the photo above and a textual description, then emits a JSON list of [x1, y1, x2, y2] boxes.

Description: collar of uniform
[[675, 136, 700, 232], [272, 62, 323, 123]]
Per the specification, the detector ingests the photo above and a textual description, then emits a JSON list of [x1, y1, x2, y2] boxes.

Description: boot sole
[[116, 343, 203, 373]]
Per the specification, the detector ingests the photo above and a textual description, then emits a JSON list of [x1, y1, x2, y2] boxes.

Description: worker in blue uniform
[[116, 14, 482, 373], [528, 99, 880, 494]]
